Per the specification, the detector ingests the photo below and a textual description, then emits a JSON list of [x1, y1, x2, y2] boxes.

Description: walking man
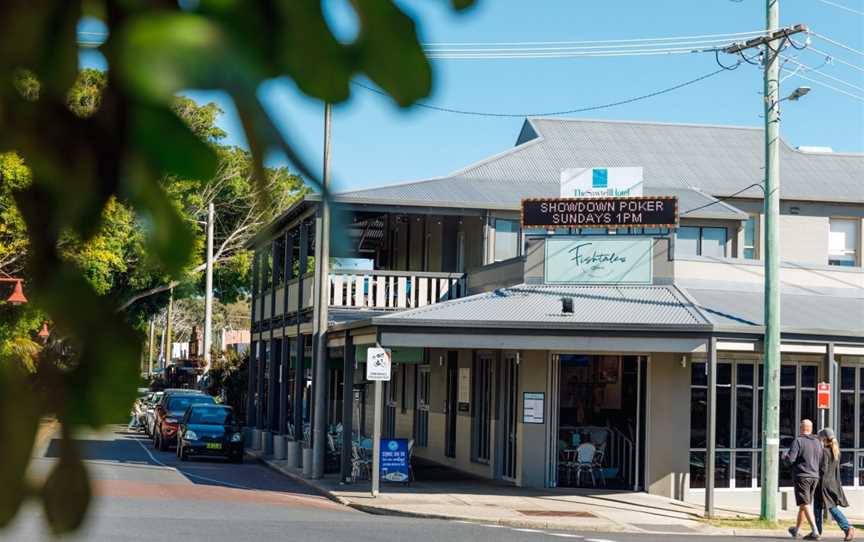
[[785, 419, 824, 540]]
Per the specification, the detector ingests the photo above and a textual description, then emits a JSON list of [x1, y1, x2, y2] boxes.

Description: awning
[[354, 345, 425, 364]]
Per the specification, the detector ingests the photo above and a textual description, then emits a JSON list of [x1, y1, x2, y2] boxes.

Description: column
[[340, 332, 355, 482], [246, 250, 260, 428]]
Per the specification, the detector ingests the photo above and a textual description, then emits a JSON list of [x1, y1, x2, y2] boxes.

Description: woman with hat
[[815, 428, 854, 541]]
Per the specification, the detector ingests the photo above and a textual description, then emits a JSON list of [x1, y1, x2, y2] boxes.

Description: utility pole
[[312, 102, 332, 479], [203, 202, 215, 376], [165, 286, 174, 368], [723, 17, 808, 522], [147, 318, 155, 376]]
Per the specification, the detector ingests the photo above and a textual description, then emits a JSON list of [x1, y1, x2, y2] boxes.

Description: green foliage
[[0, 0, 475, 533]]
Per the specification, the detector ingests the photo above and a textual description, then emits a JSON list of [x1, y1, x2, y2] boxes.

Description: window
[[690, 361, 822, 489], [677, 226, 728, 257], [838, 366, 864, 486], [829, 219, 858, 266], [494, 219, 520, 261], [743, 216, 758, 259]]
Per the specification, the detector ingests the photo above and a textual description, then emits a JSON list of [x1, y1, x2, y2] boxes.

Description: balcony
[[329, 269, 467, 310]]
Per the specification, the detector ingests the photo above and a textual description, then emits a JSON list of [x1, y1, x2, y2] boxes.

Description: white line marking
[[547, 535, 583, 539], [133, 435, 252, 491], [584, 539, 618, 542], [513, 528, 544, 533]]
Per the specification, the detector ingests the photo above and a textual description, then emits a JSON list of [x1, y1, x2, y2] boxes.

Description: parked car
[[154, 391, 216, 451], [142, 391, 164, 437], [176, 404, 243, 463]]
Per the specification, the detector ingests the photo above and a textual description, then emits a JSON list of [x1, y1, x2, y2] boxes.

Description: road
[[4, 426, 792, 541]]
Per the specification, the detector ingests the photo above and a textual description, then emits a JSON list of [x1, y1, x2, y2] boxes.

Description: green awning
[[354, 345, 425, 364]]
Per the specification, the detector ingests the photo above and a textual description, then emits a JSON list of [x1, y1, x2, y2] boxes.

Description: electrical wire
[[427, 47, 724, 59], [425, 37, 756, 54], [351, 65, 733, 118], [680, 183, 765, 216], [802, 45, 864, 73], [716, 49, 742, 70], [423, 29, 769, 47], [811, 31, 864, 57], [782, 69, 864, 101], [813, 0, 864, 16], [780, 55, 864, 92]]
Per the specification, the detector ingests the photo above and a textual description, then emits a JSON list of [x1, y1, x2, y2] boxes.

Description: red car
[[153, 391, 216, 451]]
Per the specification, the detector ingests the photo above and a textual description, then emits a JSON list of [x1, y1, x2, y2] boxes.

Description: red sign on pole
[[817, 383, 831, 410]]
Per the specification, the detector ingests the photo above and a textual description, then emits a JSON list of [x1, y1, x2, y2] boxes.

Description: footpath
[[247, 448, 861, 537]]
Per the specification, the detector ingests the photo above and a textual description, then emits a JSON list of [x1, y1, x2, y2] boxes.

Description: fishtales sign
[[521, 196, 678, 229]]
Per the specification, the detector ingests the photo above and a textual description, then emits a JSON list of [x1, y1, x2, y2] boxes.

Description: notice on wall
[[458, 367, 471, 404], [523, 392, 545, 424]]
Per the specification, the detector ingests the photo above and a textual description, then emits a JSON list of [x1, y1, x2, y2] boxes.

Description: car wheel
[[230, 453, 243, 464], [153, 432, 159, 449], [179, 445, 188, 461], [158, 433, 168, 451]]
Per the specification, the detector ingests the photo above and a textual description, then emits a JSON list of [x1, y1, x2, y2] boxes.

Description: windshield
[[167, 395, 215, 413], [188, 408, 234, 425]]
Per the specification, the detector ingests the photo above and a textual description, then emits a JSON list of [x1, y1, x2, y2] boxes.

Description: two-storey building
[[245, 118, 863, 511]]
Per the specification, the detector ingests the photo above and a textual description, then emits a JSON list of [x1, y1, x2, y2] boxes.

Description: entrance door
[[415, 366, 430, 447], [554, 354, 645, 490], [500, 352, 519, 480], [445, 351, 458, 458]]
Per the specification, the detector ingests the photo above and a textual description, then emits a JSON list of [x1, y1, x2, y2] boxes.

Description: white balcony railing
[[329, 269, 467, 310]]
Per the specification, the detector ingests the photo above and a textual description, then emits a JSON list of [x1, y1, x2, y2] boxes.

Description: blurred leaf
[[42, 433, 90, 535], [0, 366, 40, 527], [351, 0, 432, 106], [131, 101, 217, 181], [116, 12, 251, 101], [450, 0, 477, 11], [124, 168, 196, 277]]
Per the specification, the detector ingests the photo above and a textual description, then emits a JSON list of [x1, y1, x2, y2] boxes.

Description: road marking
[[513, 528, 544, 533], [584, 539, 618, 542], [547, 535, 583, 539], [133, 435, 252, 491]]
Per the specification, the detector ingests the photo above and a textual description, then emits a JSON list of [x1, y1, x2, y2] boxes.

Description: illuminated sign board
[[521, 196, 678, 229]]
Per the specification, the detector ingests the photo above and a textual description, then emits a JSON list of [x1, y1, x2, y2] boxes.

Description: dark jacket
[[818, 449, 849, 508], [786, 434, 823, 479]]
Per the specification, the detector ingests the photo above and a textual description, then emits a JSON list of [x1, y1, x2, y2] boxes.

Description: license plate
[[206, 443, 222, 450]]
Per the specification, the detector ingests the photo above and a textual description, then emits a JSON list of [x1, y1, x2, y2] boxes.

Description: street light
[[786, 86, 811, 101]]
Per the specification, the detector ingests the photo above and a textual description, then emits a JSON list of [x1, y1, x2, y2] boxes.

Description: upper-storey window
[[494, 218, 520, 261], [677, 226, 727, 258], [829, 218, 858, 267], [743, 216, 758, 259]]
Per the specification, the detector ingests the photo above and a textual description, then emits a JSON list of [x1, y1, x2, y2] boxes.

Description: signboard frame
[[523, 392, 545, 424], [366, 347, 392, 382], [379, 438, 411, 483], [521, 195, 679, 230], [544, 235, 654, 285]]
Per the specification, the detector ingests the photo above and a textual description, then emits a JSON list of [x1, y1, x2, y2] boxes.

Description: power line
[[813, 0, 864, 16], [426, 37, 758, 54], [427, 47, 725, 59], [782, 69, 864, 101], [351, 66, 733, 118], [780, 55, 864, 92], [811, 31, 864, 57], [424, 29, 768, 47], [801, 45, 864, 73], [680, 183, 765, 216]]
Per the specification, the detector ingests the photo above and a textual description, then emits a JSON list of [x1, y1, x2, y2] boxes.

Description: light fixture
[[787, 86, 811, 101], [6, 279, 27, 305]]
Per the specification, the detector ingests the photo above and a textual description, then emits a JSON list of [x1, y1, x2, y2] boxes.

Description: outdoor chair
[[350, 441, 371, 482], [574, 442, 597, 487]]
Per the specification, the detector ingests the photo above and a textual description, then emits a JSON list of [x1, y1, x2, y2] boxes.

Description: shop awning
[[354, 345, 425, 364]]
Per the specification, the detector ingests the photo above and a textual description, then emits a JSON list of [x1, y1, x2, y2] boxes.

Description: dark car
[[176, 405, 243, 463], [154, 392, 216, 451]]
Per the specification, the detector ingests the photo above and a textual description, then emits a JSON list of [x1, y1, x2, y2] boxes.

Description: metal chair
[[574, 442, 597, 487]]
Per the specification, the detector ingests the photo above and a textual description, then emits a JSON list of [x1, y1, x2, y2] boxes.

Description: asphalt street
[[2, 427, 803, 541]]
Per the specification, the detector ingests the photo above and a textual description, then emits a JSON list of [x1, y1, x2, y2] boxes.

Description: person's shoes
[[803, 533, 821, 541], [845, 526, 856, 541], [789, 527, 800, 538]]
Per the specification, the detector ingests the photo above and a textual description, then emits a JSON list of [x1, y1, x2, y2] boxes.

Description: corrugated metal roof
[[685, 287, 864, 337], [373, 284, 709, 329], [337, 118, 863, 207]]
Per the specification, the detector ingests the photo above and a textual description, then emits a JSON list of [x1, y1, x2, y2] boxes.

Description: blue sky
[[83, 1, 864, 192]]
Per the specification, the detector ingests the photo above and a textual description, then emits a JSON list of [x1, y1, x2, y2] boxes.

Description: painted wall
[[517, 350, 549, 487], [647, 352, 691, 499]]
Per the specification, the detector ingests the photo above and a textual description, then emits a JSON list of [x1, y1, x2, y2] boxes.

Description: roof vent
[[561, 297, 574, 314], [797, 146, 833, 154]]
